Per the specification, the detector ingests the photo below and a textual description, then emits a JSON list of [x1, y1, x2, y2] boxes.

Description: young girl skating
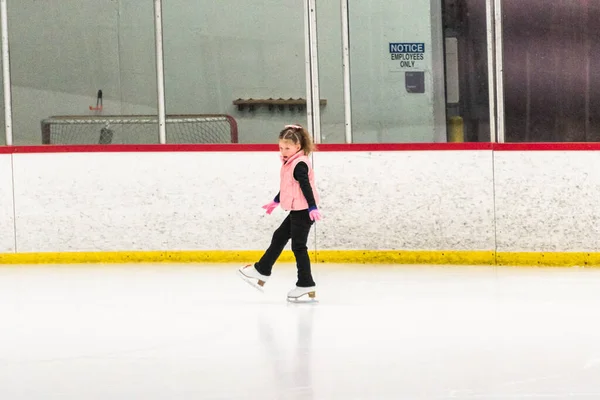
[[238, 124, 322, 302]]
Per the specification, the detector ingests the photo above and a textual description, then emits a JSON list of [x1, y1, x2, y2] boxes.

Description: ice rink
[[1, 263, 600, 399]]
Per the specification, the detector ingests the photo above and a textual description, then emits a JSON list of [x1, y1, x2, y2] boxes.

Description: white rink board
[[0, 155, 15, 252], [12, 152, 285, 252], [12, 150, 495, 253], [494, 151, 600, 252], [313, 151, 495, 250]]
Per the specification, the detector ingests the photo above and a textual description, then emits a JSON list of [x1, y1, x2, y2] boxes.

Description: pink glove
[[262, 201, 279, 215], [309, 208, 322, 221]]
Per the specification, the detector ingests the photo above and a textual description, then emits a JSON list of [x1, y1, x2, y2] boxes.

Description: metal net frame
[[41, 114, 238, 144]]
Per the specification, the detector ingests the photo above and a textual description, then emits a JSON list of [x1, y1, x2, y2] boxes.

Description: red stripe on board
[[3, 142, 492, 154], [494, 142, 600, 151], [8, 144, 279, 153], [2, 142, 600, 153], [317, 143, 493, 151]]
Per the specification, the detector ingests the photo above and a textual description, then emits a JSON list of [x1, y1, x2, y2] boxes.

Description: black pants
[[255, 210, 315, 287]]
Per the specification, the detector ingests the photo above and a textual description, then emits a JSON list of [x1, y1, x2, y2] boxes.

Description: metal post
[[304, 0, 321, 144], [340, 0, 352, 143], [1, 0, 13, 146], [154, 0, 166, 144], [308, 0, 321, 144], [494, 0, 505, 142], [303, 0, 313, 135], [485, 0, 496, 142]]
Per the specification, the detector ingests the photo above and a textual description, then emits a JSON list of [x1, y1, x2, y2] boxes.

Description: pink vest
[[279, 151, 320, 211]]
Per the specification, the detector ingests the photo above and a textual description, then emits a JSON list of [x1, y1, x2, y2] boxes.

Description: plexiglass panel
[[502, 0, 600, 142], [163, 1, 307, 144], [317, 0, 492, 143], [8, 1, 158, 145]]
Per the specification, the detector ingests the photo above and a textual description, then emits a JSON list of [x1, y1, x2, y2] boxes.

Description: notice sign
[[389, 43, 425, 69]]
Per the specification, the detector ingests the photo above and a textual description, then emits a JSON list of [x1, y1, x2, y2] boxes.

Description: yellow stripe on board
[[0, 249, 599, 267], [0, 250, 298, 265], [314, 250, 495, 265], [0, 249, 590, 266], [495, 251, 600, 267]]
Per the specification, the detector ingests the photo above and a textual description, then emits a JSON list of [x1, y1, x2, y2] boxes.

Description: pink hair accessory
[[285, 124, 302, 129]]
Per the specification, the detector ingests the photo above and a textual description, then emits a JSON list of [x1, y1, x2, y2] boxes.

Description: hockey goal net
[[41, 114, 238, 144]]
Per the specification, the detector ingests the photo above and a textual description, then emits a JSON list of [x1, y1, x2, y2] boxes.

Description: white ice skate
[[238, 264, 269, 292], [287, 286, 317, 303]]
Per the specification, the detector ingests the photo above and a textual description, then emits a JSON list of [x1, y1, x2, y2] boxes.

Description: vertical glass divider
[[304, 0, 321, 143], [485, 0, 497, 142], [494, 0, 505, 143], [1, 0, 12, 146], [303, 0, 313, 136], [154, 0, 166, 144], [341, 0, 352, 143]]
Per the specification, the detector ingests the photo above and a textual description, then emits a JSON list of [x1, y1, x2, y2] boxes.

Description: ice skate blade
[[287, 297, 319, 305], [237, 269, 265, 292], [287, 291, 318, 304]]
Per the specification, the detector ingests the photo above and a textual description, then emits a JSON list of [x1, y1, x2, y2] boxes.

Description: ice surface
[[1, 263, 599, 399]]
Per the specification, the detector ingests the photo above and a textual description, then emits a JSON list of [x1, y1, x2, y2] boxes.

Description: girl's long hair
[[278, 124, 316, 155]]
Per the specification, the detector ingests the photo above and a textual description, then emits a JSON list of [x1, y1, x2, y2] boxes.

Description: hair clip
[[285, 124, 302, 130]]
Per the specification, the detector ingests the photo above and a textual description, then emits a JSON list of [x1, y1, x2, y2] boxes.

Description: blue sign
[[389, 42, 425, 67], [389, 43, 425, 54]]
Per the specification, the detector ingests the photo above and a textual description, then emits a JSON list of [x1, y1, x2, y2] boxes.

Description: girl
[[238, 124, 322, 302]]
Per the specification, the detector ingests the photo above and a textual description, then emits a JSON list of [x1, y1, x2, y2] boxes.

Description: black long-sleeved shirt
[[273, 161, 317, 209]]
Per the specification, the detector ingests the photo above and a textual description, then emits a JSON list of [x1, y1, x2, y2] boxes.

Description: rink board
[[9, 149, 494, 253], [494, 150, 600, 253], [11, 151, 279, 253], [1, 144, 600, 266], [0, 154, 15, 253]]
